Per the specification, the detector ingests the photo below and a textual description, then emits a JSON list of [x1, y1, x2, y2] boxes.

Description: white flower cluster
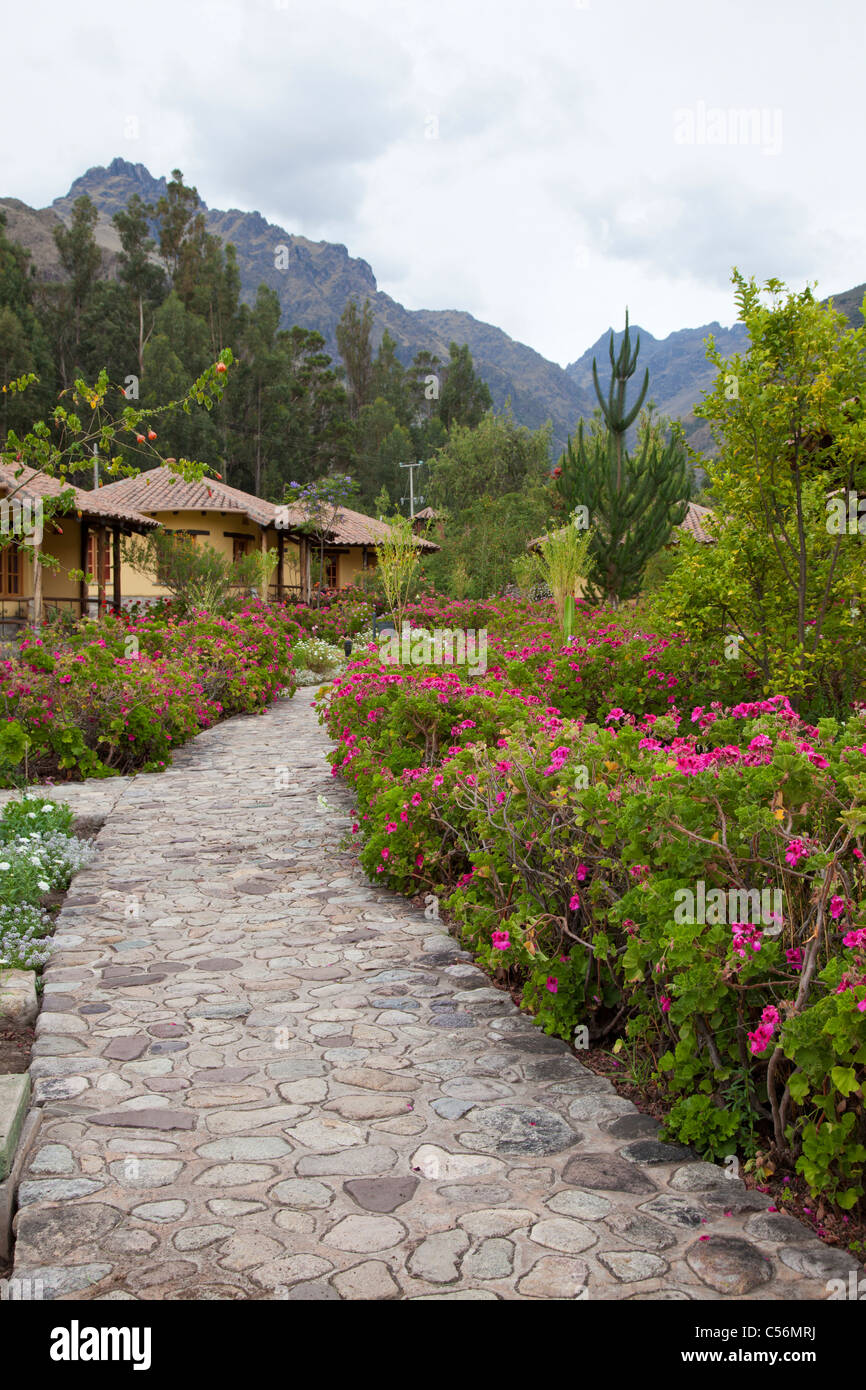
[[293, 636, 347, 687], [2, 831, 96, 890], [0, 903, 54, 970]]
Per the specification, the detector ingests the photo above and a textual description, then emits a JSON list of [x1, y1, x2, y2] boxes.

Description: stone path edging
[[8, 696, 862, 1300]]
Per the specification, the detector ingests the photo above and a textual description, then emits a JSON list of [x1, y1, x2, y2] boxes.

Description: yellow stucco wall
[[10, 521, 82, 602], [43, 524, 82, 600], [104, 509, 301, 601], [336, 548, 374, 589], [4, 513, 361, 615]]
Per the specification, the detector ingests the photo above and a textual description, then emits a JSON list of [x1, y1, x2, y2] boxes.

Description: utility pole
[[398, 460, 423, 518]]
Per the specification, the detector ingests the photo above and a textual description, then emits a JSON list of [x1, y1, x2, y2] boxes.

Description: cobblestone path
[[9, 696, 860, 1301]]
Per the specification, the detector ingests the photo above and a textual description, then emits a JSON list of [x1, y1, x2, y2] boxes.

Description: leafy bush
[[123, 530, 277, 617], [284, 591, 374, 645], [293, 637, 345, 681], [0, 796, 91, 971], [319, 594, 866, 1212], [1, 603, 298, 784], [0, 796, 74, 840]]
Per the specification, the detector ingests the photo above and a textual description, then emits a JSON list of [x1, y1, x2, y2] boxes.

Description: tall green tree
[[233, 285, 282, 494], [654, 271, 866, 711], [439, 341, 492, 430], [427, 403, 550, 512], [51, 194, 103, 385], [405, 348, 447, 460], [557, 311, 691, 605], [371, 330, 411, 425], [141, 293, 219, 464], [0, 214, 54, 436], [424, 408, 552, 597], [352, 397, 413, 510], [183, 233, 241, 359], [336, 297, 374, 419], [112, 194, 166, 375], [273, 326, 352, 489], [154, 170, 202, 287]]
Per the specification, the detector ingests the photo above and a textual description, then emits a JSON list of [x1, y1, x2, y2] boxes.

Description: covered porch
[[0, 463, 159, 635]]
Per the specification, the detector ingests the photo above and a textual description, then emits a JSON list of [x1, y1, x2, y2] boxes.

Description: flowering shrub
[[293, 637, 346, 686], [1, 604, 298, 783], [0, 829, 96, 903], [0, 904, 54, 969], [284, 591, 374, 645], [320, 596, 866, 1211], [0, 794, 92, 970], [0, 796, 73, 840]]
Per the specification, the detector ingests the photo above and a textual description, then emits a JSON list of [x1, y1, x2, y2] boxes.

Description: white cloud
[[2, 0, 864, 365]]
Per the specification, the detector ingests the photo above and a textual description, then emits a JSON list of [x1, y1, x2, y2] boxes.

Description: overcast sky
[[6, 0, 863, 366]]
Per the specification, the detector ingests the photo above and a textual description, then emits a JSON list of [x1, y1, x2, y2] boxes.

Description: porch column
[[79, 519, 89, 618], [112, 527, 122, 614], [303, 536, 312, 603], [297, 535, 306, 602], [97, 527, 107, 618], [277, 530, 285, 601], [32, 535, 43, 631]]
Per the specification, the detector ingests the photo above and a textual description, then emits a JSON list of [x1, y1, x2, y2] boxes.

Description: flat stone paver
[[0, 777, 132, 822], [10, 697, 863, 1300]]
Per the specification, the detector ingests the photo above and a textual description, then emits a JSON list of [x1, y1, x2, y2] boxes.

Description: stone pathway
[[9, 697, 861, 1301]]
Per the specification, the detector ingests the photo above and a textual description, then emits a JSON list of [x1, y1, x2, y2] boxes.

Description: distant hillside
[[2, 158, 863, 463], [45, 159, 596, 456], [824, 281, 865, 330]]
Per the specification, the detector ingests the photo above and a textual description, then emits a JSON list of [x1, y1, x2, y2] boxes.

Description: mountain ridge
[[3, 158, 863, 461]]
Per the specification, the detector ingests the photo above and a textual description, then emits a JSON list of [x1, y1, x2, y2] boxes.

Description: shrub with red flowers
[[319, 598, 866, 1212], [282, 590, 374, 646], [1, 603, 298, 783]]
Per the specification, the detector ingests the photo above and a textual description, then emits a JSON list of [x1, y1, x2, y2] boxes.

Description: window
[[0, 545, 19, 596], [233, 537, 252, 563], [86, 533, 112, 585], [324, 555, 338, 588]]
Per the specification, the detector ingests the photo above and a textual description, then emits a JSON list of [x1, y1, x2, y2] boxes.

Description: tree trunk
[[255, 382, 263, 495]]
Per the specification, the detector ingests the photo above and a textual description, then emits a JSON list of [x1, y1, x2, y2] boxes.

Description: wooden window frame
[[0, 544, 20, 597], [86, 534, 112, 585]]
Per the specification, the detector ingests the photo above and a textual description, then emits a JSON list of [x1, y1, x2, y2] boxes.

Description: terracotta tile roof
[[673, 501, 715, 544], [529, 500, 716, 551], [0, 461, 158, 529], [326, 505, 439, 552], [93, 468, 439, 551], [94, 466, 300, 528]]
